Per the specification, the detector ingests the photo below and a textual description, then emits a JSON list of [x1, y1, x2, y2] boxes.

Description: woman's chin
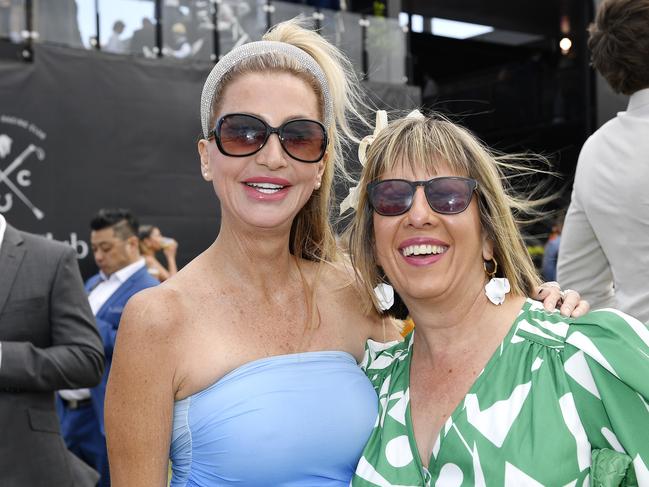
[[397, 285, 446, 303], [238, 214, 296, 233]]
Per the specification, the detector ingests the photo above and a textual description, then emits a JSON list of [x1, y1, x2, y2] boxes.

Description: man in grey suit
[[0, 213, 105, 486]]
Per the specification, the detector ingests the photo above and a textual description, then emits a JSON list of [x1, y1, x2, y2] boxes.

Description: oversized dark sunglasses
[[368, 176, 478, 216], [210, 113, 328, 163]]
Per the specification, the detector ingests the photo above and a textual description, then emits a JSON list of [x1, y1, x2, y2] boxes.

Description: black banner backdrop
[[0, 44, 419, 278]]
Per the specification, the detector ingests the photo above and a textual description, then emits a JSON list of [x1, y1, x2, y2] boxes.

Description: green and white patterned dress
[[352, 299, 649, 486]]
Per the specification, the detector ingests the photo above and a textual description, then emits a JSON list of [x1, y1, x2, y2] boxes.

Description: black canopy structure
[[0, 0, 628, 272]]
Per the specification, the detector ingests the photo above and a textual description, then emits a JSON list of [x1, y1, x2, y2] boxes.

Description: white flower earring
[[483, 257, 510, 305], [373, 282, 394, 311]]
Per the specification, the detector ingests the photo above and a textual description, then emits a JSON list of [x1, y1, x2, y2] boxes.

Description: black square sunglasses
[[209, 113, 328, 163], [368, 176, 478, 216]]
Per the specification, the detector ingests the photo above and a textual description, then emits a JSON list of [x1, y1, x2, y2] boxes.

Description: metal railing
[[0, 0, 408, 84]]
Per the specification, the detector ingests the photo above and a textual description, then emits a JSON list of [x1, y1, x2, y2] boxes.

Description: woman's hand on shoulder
[[105, 286, 183, 486], [534, 282, 590, 317]]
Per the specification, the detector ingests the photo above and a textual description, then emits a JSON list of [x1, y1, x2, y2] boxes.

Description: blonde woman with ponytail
[[105, 19, 390, 486], [105, 19, 582, 486]]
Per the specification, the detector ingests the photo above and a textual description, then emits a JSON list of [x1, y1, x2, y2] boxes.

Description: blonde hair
[[347, 112, 543, 316], [207, 17, 368, 264], [204, 18, 371, 331]]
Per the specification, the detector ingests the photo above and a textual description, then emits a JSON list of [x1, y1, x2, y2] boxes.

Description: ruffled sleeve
[[359, 334, 409, 392], [562, 308, 649, 486]]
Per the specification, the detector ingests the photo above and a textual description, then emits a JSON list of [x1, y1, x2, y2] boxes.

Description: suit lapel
[[0, 225, 26, 316], [85, 274, 103, 294]]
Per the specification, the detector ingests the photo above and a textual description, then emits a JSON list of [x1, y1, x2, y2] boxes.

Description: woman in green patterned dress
[[347, 112, 649, 486]]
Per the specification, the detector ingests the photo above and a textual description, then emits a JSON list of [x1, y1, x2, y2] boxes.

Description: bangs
[[366, 117, 474, 182]]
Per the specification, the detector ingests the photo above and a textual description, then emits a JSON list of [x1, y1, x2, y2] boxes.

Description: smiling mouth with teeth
[[401, 244, 448, 257], [245, 182, 287, 194]]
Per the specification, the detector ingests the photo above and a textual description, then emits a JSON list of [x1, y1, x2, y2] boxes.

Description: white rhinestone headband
[[200, 40, 334, 139]]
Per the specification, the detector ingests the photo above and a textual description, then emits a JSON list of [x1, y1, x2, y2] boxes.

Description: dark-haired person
[[130, 17, 154, 56], [558, 0, 649, 323], [105, 20, 127, 54], [138, 224, 178, 282], [58, 208, 158, 487]]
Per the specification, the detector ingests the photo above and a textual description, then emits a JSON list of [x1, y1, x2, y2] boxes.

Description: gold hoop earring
[[483, 257, 498, 278]]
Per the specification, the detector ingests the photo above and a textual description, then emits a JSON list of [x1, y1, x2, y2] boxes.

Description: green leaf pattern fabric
[[352, 299, 649, 487]]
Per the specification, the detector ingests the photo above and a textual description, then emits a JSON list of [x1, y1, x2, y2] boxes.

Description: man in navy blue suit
[[58, 209, 159, 486]]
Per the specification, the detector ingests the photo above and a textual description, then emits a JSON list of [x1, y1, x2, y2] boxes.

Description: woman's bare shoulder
[[126, 254, 214, 329], [120, 285, 187, 344], [314, 257, 361, 294], [311, 259, 400, 341], [130, 254, 208, 317]]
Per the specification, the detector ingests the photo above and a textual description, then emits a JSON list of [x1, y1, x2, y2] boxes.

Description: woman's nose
[[405, 186, 437, 227], [255, 133, 288, 170]]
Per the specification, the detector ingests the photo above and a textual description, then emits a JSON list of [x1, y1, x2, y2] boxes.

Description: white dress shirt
[[558, 87, 649, 323], [104, 33, 126, 53], [87, 258, 146, 314], [59, 258, 146, 401], [0, 213, 6, 252], [0, 213, 6, 368]]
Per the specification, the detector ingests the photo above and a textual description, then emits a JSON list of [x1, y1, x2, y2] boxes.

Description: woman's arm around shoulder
[[105, 285, 184, 486]]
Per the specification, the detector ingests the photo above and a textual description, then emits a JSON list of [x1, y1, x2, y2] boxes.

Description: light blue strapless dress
[[169, 351, 378, 486]]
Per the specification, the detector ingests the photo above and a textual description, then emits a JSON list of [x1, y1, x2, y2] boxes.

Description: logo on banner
[[0, 115, 46, 219], [1, 114, 89, 259]]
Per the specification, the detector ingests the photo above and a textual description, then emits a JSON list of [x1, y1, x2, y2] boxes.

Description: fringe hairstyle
[[347, 113, 544, 318]]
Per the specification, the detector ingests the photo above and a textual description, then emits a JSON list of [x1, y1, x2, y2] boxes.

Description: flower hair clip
[[339, 110, 425, 215], [340, 110, 388, 215], [405, 109, 425, 120], [357, 110, 388, 166]]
